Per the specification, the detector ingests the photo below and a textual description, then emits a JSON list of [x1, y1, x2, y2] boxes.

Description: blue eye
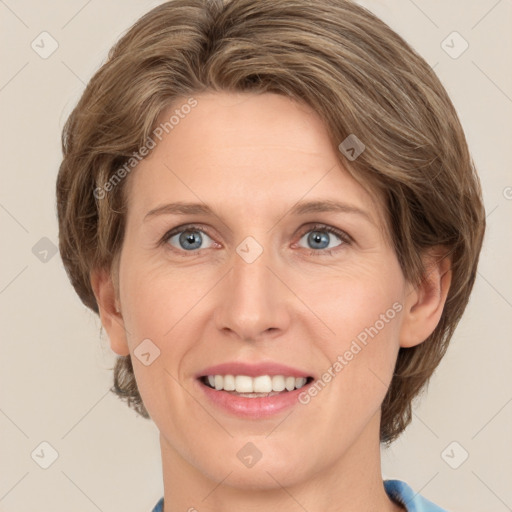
[[297, 225, 350, 256], [161, 223, 351, 257], [164, 226, 215, 252]]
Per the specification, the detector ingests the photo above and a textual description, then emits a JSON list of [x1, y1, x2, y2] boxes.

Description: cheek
[[294, 258, 405, 405], [121, 265, 198, 428], [293, 256, 404, 348], [120, 256, 198, 341]]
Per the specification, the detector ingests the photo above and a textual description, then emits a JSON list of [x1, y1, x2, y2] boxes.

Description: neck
[[159, 411, 404, 512]]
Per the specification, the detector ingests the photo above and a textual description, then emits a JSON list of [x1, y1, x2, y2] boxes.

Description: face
[[113, 92, 411, 488]]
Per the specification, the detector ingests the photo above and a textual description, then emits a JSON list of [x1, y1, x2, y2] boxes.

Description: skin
[[92, 91, 451, 512]]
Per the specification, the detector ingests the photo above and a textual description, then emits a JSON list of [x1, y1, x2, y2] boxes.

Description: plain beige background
[[0, 1, 511, 511]]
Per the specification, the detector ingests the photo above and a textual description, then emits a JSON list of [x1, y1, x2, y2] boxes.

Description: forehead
[[123, 91, 386, 230]]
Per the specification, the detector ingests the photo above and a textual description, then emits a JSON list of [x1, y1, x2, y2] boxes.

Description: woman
[[56, 1, 485, 510]]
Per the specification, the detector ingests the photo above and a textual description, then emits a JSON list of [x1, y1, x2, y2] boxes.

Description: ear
[[90, 268, 130, 356], [399, 247, 452, 348]]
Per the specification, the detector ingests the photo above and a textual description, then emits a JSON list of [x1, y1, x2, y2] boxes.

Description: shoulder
[[150, 497, 164, 512], [384, 479, 450, 511]]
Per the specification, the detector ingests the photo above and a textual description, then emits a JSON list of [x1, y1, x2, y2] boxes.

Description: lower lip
[[196, 379, 312, 418]]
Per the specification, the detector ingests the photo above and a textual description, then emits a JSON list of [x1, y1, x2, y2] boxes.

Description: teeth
[[235, 375, 254, 393], [223, 374, 235, 391], [272, 375, 285, 392], [295, 377, 307, 389], [285, 376, 296, 391], [203, 375, 309, 393]]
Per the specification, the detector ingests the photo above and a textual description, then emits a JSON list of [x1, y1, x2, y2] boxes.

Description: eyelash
[[159, 223, 353, 258]]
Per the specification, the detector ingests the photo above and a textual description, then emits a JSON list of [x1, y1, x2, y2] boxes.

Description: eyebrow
[[143, 200, 373, 224]]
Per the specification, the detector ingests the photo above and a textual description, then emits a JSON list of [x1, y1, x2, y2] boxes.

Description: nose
[[214, 240, 291, 342]]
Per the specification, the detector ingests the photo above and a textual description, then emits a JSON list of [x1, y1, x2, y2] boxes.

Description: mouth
[[199, 374, 314, 397], [196, 374, 315, 418]]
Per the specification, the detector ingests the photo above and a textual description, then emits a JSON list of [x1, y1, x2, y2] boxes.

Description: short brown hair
[[56, 0, 486, 444]]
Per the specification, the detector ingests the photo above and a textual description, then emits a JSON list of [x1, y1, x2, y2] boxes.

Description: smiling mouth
[[199, 374, 314, 398]]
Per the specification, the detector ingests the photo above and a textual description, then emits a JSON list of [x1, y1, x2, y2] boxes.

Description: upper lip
[[196, 361, 314, 379]]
